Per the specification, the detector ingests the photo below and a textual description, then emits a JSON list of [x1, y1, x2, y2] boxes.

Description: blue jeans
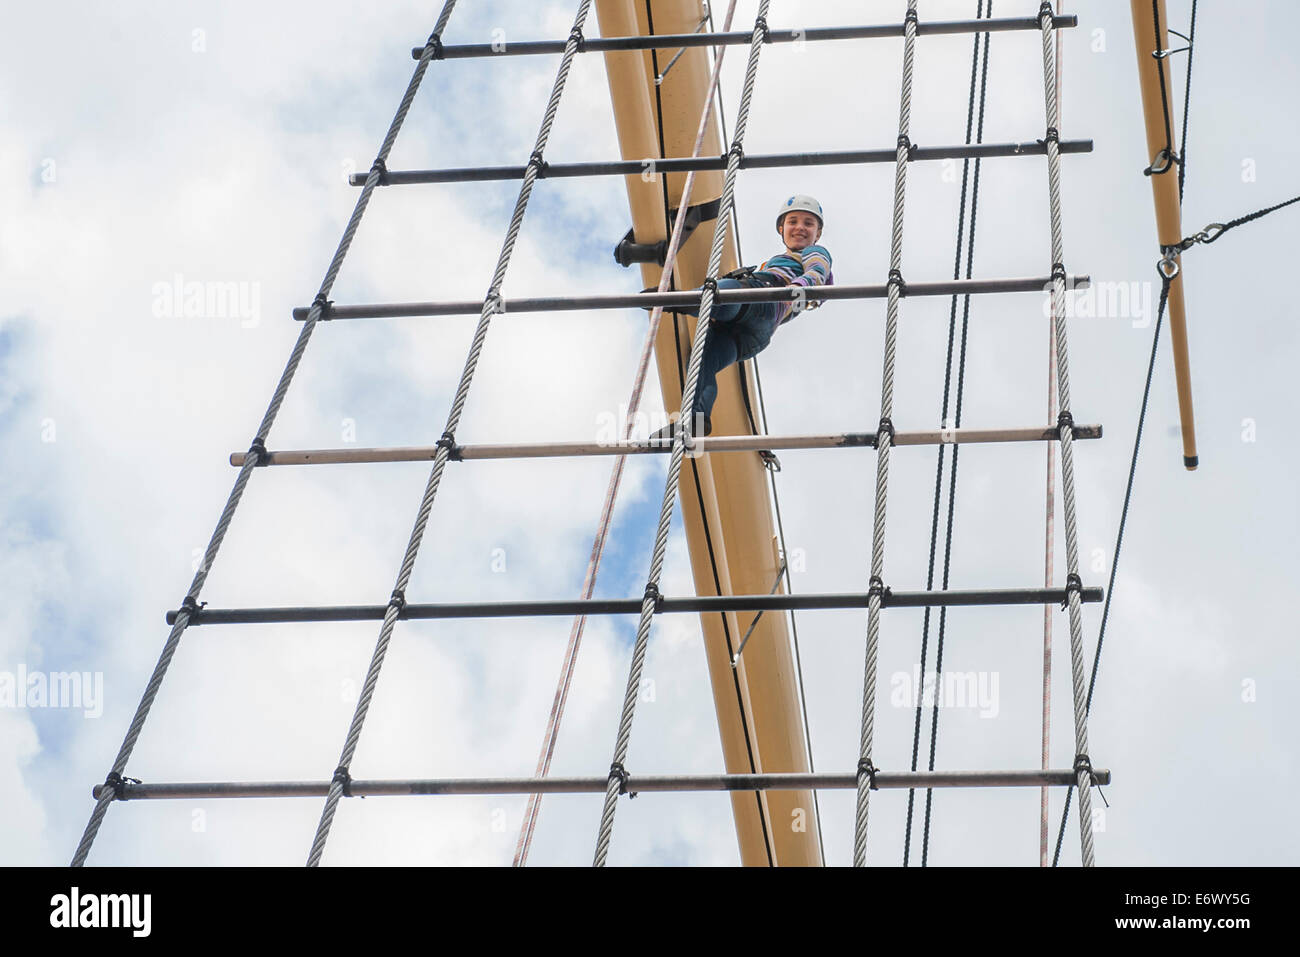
[[681, 277, 781, 418]]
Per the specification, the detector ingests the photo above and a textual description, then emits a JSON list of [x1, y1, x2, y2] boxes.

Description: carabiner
[[1200, 222, 1227, 244]]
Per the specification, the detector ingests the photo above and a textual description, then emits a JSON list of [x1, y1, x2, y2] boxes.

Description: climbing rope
[[854, 0, 919, 868], [1051, 0, 1194, 863], [69, 0, 463, 869], [512, 0, 741, 869], [644, 0, 774, 868], [1041, 0, 1065, 869], [305, 0, 594, 867], [702, 0, 826, 865], [1035, 0, 1096, 867], [593, 0, 773, 867], [903, 0, 991, 868], [1052, 271, 1171, 866]]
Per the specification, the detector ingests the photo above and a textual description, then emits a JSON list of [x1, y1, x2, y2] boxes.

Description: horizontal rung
[[350, 139, 1093, 186], [93, 766, 1107, 801], [166, 586, 1103, 627], [229, 424, 1101, 467], [409, 14, 1078, 61], [292, 274, 1090, 321]]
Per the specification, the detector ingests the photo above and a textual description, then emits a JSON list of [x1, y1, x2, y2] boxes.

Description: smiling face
[[779, 210, 823, 252]]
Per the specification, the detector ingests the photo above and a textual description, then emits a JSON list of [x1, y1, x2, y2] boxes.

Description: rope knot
[[1049, 262, 1067, 285], [179, 595, 207, 620], [1037, 1, 1055, 27], [1062, 572, 1083, 609], [867, 575, 890, 603], [369, 157, 390, 186], [388, 588, 407, 615], [332, 765, 354, 798], [642, 581, 665, 613], [311, 292, 334, 320], [1073, 752, 1097, 785], [753, 16, 770, 42], [727, 141, 745, 164], [701, 276, 720, 300], [101, 771, 142, 801], [875, 415, 896, 448], [904, 8, 919, 30], [245, 436, 269, 467], [886, 268, 906, 297], [857, 758, 880, 790], [424, 32, 444, 59], [1042, 126, 1060, 146], [526, 149, 547, 177], [608, 761, 631, 795], [568, 26, 586, 51], [1056, 409, 1075, 435], [436, 431, 461, 461]]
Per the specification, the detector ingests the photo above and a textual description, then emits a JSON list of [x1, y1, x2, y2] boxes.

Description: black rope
[[923, 5, 992, 867], [1178, 0, 1197, 203], [1168, 194, 1300, 256], [1051, 270, 1173, 866], [904, 0, 991, 868], [645, 0, 774, 867], [1144, 0, 1179, 178]]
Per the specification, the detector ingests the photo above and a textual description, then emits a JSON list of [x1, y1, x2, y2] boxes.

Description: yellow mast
[[595, 0, 822, 866], [1130, 0, 1199, 469]]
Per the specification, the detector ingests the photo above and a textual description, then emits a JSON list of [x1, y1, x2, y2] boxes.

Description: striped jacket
[[756, 243, 833, 326]]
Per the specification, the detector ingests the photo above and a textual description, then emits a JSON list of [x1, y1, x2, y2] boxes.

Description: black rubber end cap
[[1184, 455, 1199, 470]]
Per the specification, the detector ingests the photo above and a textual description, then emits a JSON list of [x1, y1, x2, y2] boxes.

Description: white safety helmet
[[776, 194, 824, 231]]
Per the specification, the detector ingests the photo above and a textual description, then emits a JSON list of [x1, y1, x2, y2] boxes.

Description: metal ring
[[1157, 256, 1180, 280]]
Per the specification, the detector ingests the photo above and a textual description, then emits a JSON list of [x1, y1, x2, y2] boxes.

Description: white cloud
[[3, 0, 1298, 868]]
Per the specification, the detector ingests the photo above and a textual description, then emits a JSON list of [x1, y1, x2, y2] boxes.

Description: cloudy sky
[[3, 0, 1297, 867]]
